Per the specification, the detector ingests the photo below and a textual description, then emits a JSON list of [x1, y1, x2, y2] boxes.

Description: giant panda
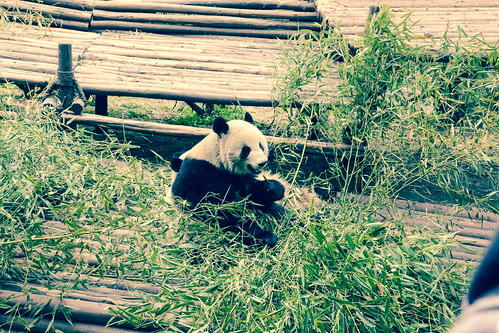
[[168, 113, 289, 247]]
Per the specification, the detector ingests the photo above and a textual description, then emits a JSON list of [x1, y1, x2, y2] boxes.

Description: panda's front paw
[[242, 231, 278, 248], [265, 180, 285, 201], [260, 231, 278, 248]]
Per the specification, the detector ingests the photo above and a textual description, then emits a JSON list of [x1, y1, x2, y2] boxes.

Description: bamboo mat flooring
[[315, 0, 499, 45], [372, 198, 499, 263], [0, 0, 323, 106], [0, 23, 291, 105], [0, 198, 497, 332]]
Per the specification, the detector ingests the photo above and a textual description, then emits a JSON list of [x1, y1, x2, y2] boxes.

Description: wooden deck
[[0, 0, 322, 107], [0, 199, 497, 332], [2, 1, 497, 108], [0, 23, 288, 106], [316, 0, 499, 44]]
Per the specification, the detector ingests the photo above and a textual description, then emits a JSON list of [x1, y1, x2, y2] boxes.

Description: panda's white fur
[[167, 114, 289, 247]]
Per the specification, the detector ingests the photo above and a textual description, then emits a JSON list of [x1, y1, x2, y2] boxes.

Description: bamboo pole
[[23, 0, 94, 11], [0, 49, 58, 65], [84, 39, 280, 61], [93, 2, 319, 21], [91, 10, 320, 31], [61, 112, 359, 157], [89, 20, 304, 39], [330, 0, 499, 7], [75, 66, 273, 87], [0, 285, 191, 331], [3, 13, 90, 30], [76, 78, 272, 100], [95, 31, 281, 50], [0, 314, 150, 333], [0, 0, 92, 22], [0, 68, 275, 105], [95, 0, 317, 12], [79, 52, 274, 75]]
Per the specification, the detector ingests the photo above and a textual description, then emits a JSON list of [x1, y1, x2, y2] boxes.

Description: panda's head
[[212, 113, 271, 176], [175, 113, 273, 177]]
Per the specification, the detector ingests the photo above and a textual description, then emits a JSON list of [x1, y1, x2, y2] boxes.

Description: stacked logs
[[0, 0, 322, 38]]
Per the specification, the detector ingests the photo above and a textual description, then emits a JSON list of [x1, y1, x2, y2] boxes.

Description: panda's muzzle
[[248, 161, 266, 175]]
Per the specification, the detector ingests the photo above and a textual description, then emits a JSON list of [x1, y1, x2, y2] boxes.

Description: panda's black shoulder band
[[213, 117, 229, 137]]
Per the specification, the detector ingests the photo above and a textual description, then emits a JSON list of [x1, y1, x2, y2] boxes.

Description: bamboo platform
[[0, 199, 497, 332], [0, 0, 324, 109], [0, 23, 296, 107], [316, 0, 499, 44]]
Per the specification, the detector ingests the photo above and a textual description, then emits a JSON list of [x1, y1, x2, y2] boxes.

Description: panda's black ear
[[213, 117, 229, 137], [244, 112, 254, 124]]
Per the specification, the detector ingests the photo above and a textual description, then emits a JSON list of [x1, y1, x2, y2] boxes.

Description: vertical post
[[39, 43, 86, 114], [57, 44, 75, 110], [58, 44, 73, 73], [95, 95, 108, 116]]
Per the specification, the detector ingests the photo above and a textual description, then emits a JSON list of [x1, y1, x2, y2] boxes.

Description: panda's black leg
[[265, 203, 294, 222], [240, 220, 278, 248], [218, 212, 277, 247]]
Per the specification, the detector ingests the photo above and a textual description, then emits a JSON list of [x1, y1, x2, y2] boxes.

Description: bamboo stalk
[[0, 0, 92, 22], [85, 38, 281, 58], [0, 38, 89, 54], [0, 67, 275, 105], [83, 83, 273, 105], [85, 40, 280, 60], [75, 65, 272, 88], [0, 58, 57, 74], [90, 20, 303, 39], [91, 10, 320, 31], [0, 31, 279, 56], [23, 0, 94, 11], [77, 78, 272, 99], [0, 49, 58, 65], [96, 31, 281, 50], [93, 2, 319, 21], [95, 0, 317, 12], [3, 12, 90, 30]]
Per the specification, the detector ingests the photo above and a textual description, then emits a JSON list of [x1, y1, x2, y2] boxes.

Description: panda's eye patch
[[240, 145, 251, 159], [259, 143, 264, 151]]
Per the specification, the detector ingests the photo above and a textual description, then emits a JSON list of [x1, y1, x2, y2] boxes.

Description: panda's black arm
[[244, 178, 285, 207]]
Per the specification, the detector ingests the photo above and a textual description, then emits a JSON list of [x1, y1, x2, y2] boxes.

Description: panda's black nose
[[258, 161, 267, 167]]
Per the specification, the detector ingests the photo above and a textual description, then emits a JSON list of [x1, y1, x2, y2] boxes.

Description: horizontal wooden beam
[[89, 20, 305, 38], [61, 112, 361, 157], [0, 0, 92, 22], [0, 281, 191, 332], [96, 0, 317, 12], [93, 2, 319, 21], [91, 10, 320, 31]]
